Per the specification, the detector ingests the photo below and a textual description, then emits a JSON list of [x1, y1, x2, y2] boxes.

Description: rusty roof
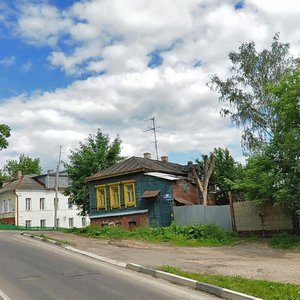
[[86, 156, 187, 181], [0, 175, 45, 193]]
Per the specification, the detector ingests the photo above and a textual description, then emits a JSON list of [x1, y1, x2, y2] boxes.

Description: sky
[[0, 0, 300, 172]]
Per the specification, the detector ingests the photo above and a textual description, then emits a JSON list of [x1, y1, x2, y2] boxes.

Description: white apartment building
[[0, 171, 89, 228]]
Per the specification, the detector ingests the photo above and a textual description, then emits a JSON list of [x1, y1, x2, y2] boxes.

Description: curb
[[20, 232, 262, 300]]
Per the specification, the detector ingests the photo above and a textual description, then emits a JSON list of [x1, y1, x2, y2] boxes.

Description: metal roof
[[86, 156, 187, 181], [141, 190, 161, 198], [144, 172, 180, 181], [0, 175, 45, 193]]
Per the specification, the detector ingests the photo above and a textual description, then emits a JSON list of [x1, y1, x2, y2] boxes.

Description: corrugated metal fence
[[173, 205, 232, 232]]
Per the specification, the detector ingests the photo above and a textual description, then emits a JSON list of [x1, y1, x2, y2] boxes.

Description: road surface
[[0, 231, 219, 300]]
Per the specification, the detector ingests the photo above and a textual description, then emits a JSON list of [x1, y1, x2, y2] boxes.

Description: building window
[[25, 220, 31, 228], [109, 184, 120, 209], [69, 218, 74, 228], [68, 198, 73, 209], [40, 219, 46, 228], [3, 200, 8, 213], [123, 181, 136, 208], [82, 217, 86, 227], [56, 218, 60, 228], [40, 198, 45, 210], [25, 198, 31, 211], [96, 185, 107, 210]]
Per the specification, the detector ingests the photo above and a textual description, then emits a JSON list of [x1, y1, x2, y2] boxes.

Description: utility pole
[[144, 117, 160, 160], [54, 146, 62, 230]]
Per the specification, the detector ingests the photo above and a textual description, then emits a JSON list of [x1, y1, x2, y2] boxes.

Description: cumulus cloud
[[1, 0, 299, 170]]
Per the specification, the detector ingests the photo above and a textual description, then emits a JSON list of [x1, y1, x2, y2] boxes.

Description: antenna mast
[[144, 116, 159, 160]]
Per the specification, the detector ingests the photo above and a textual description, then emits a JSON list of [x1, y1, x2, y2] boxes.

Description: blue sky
[[0, 0, 298, 170]]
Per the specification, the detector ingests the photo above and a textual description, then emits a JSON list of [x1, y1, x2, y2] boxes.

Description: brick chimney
[[143, 152, 151, 159], [161, 156, 168, 162]]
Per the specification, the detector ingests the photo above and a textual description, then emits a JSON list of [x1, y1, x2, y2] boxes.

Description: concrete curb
[[20, 232, 262, 300]]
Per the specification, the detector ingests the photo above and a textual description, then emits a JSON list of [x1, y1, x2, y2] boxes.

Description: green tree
[[232, 69, 300, 230], [3, 154, 42, 178], [211, 148, 243, 205], [270, 69, 300, 222], [64, 129, 123, 215], [209, 33, 296, 152], [0, 124, 11, 150]]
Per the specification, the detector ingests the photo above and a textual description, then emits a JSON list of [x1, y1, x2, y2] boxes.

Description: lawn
[[158, 266, 300, 300]]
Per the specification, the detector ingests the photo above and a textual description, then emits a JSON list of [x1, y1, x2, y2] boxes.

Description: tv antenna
[[144, 116, 160, 160]]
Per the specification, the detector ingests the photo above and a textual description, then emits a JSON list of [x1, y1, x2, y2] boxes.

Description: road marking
[[0, 288, 12, 300]]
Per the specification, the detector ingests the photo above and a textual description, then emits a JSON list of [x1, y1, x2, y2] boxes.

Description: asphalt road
[[0, 231, 218, 300]]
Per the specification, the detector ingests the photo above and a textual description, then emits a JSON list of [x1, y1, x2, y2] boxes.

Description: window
[[40, 219, 46, 228], [25, 198, 31, 211], [123, 181, 136, 208], [96, 185, 107, 210], [69, 218, 74, 228], [82, 217, 86, 227], [25, 220, 31, 228], [40, 198, 45, 210], [68, 198, 73, 209], [3, 200, 8, 213], [109, 184, 120, 209]]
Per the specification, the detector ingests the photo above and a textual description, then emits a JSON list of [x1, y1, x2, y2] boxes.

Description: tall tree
[[0, 124, 11, 150], [209, 33, 296, 152], [3, 154, 42, 178], [232, 69, 300, 231], [64, 129, 123, 215]]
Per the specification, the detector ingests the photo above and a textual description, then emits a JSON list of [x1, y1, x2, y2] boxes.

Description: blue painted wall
[[88, 172, 174, 227]]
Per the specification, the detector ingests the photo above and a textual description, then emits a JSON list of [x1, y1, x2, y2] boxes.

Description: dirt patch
[[34, 231, 300, 285]]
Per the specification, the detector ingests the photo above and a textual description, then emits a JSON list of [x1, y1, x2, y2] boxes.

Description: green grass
[[66, 224, 300, 249], [269, 232, 300, 250], [158, 266, 300, 300], [66, 223, 234, 247]]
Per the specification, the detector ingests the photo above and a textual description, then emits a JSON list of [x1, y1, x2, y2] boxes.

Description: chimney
[[16, 170, 22, 179], [161, 156, 168, 162], [143, 152, 151, 159]]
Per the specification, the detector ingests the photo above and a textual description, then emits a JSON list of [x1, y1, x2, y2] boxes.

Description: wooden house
[[86, 153, 203, 229]]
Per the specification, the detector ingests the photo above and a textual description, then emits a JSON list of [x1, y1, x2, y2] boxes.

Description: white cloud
[[0, 56, 16, 66], [1, 0, 299, 170]]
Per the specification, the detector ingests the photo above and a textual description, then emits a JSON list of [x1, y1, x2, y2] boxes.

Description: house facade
[[0, 171, 89, 228], [86, 153, 203, 229]]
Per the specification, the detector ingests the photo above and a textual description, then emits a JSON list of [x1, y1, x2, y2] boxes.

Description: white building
[[0, 171, 89, 228]]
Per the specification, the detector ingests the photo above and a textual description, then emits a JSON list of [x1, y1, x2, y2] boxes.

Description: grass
[[66, 224, 300, 249], [38, 233, 74, 246], [66, 223, 234, 247], [268, 232, 300, 250], [158, 266, 300, 300]]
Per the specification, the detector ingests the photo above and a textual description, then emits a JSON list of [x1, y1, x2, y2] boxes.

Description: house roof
[[0, 175, 45, 193], [141, 190, 161, 198], [86, 156, 187, 181]]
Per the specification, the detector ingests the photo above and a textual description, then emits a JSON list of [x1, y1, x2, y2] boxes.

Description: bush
[[67, 223, 233, 246]]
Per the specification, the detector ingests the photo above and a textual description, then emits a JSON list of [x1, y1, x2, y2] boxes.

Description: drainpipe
[[14, 189, 19, 226]]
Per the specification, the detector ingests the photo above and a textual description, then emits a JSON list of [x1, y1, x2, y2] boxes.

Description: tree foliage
[[232, 68, 300, 228], [3, 154, 42, 178], [211, 148, 243, 205], [64, 129, 123, 215], [209, 33, 296, 152], [0, 124, 11, 150]]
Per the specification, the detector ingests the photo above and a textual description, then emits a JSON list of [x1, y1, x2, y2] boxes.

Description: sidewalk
[[34, 231, 300, 285]]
